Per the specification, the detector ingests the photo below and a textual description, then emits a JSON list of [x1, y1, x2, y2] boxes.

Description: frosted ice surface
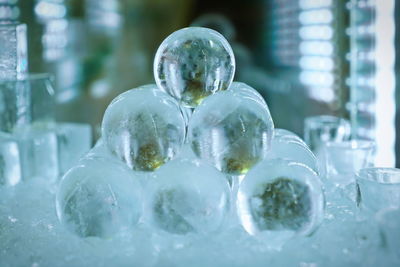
[[101, 85, 186, 172], [188, 89, 274, 175], [0, 132, 21, 186], [56, 123, 92, 174], [146, 158, 230, 235], [56, 157, 143, 238], [376, 207, 400, 262], [237, 159, 324, 248], [0, 23, 28, 80], [154, 27, 235, 107]]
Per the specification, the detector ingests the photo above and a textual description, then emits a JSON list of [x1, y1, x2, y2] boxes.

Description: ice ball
[[229, 82, 267, 108], [188, 89, 274, 175], [154, 27, 235, 107], [146, 158, 230, 235], [274, 128, 307, 146], [237, 158, 324, 248], [56, 157, 143, 238], [101, 85, 186, 171], [267, 133, 319, 173]]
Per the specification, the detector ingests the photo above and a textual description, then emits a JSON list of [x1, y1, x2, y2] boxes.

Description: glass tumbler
[[304, 115, 351, 153], [324, 140, 375, 186], [356, 167, 400, 213]]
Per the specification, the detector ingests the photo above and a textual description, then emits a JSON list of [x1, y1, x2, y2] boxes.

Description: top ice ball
[[153, 27, 235, 107]]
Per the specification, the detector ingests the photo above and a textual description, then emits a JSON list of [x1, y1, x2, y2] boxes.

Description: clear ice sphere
[[56, 157, 143, 238], [146, 158, 230, 235], [188, 89, 274, 175], [0, 23, 28, 80], [274, 128, 307, 146], [154, 27, 235, 107], [101, 84, 186, 172], [15, 123, 59, 182], [0, 132, 21, 186], [229, 82, 267, 108], [56, 122, 92, 174], [237, 158, 324, 248], [267, 135, 319, 174]]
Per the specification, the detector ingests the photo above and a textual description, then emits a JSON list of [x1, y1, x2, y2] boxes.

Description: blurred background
[[1, 0, 399, 167]]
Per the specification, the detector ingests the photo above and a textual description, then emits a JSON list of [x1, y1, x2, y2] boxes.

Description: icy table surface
[[0, 177, 398, 267]]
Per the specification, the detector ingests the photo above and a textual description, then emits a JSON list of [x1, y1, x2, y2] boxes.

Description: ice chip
[[154, 27, 235, 107], [101, 85, 186, 172], [56, 157, 143, 238], [188, 89, 274, 175], [237, 159, 324, 248], [147, 158, 230, 235]]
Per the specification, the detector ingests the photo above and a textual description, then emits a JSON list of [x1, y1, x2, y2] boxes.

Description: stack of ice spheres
[[0, 23, 92, 187], [56, 27, 324, 248]]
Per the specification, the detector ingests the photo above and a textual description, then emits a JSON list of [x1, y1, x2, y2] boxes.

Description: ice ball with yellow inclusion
[[101, 85, 186, 172], [237, 159, 324, 248], [154, 27, 235, 107], [188, 88, 274, 175], [56, 157, 143, 238]]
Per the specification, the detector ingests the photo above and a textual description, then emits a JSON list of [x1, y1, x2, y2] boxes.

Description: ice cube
[[0, 77, 31, 132], [56, 122, 92, 174], [154, 27, 235, 107], [0, 132, 21, 186], [56, 156, 143, 238], [188, 89, 274, 175], [15, 123, 59, 182], [0, 74, 55, 133], [101, 85, 186, 172], [0, 23, 28, 80], [237, 158, 324, 249], [146, 158, 230, 235]]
